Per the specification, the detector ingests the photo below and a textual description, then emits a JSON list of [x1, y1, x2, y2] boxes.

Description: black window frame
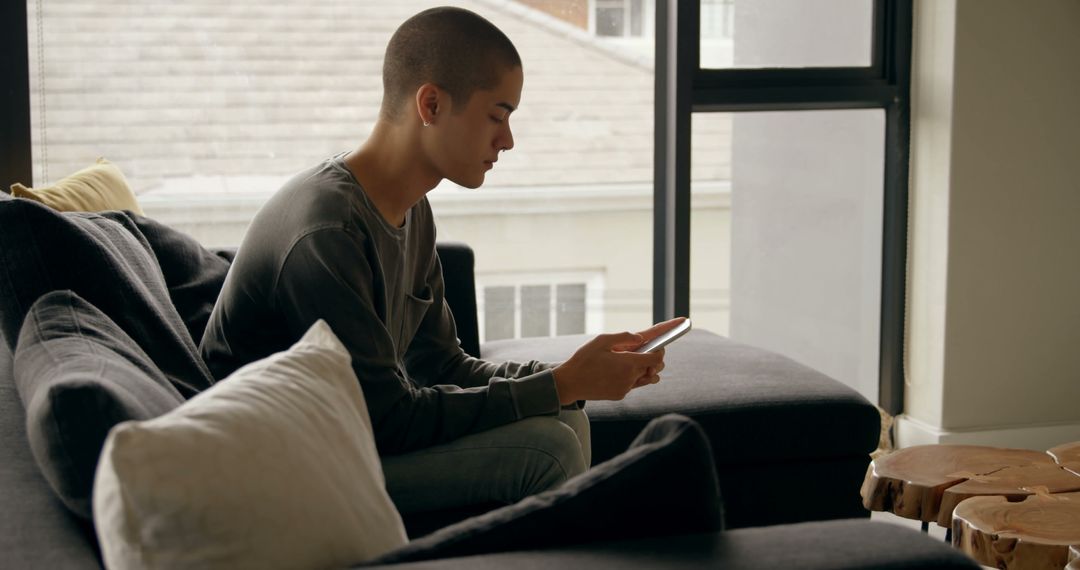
[[653, 0, 912, 414]]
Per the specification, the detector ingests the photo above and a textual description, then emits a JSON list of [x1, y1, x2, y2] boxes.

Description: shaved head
[[381, 7, 522, 121]]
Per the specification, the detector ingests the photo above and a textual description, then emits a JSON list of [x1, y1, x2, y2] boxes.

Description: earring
[[423, 121, 430, 127]]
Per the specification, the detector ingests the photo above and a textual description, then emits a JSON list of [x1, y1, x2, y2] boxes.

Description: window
[[656, 0, 912, 411], [591, 0, 650, 38], [700, 0, 734, 41], [478, 271, 604, 343], [20, 1, 663, 339], [699, 0, 875, 69], [691, 110, 886, 401], [6, 1, 911, 410]]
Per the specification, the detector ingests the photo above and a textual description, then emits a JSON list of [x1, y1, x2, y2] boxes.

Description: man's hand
[[617, 317, 685, 388], [551, 318, 686, 405]]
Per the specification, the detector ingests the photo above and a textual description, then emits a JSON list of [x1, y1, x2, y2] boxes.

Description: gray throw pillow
[[0, 198, 214, 397], [118, 212, 232, 348], [14, 291, 184, 519], [371, 414, 724, 564]]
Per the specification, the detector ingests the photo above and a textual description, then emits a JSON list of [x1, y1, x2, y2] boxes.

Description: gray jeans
[[381, 407, 591, 515]]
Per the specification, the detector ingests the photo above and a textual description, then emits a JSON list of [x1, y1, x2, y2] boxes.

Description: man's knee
[[558, 406, 592, 467], [513, 416, 588, 494]]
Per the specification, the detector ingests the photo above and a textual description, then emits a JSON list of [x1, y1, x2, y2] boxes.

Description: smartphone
[[634, 319, 692, 353]]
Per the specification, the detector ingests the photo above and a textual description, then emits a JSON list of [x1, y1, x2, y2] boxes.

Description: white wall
[[899, 0, 1080, 450]]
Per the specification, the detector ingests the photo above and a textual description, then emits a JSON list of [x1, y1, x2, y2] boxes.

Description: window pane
[[629, 0, 644, 36], [688, 113, 733, 337], [701, 0, 874, 69], [691, 110, 884, 403], [701, 0, 735, 41], [484, 286, 516, 342], [555, 284, 586, 336], [596, 7, 625, 36], [28, 1, 657, 339], [520, 285, 551, 338], [25, 1, 387, 246]]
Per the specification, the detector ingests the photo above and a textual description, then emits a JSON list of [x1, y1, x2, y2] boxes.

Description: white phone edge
[[635, 319, 692, 353]]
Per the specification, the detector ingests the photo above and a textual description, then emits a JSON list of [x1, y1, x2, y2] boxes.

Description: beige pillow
[[92, 320, 408, 569], [10, 158, 144, 215]]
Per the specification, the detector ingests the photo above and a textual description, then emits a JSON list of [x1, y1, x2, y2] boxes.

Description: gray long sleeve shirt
[[199, 154, 561, 455]]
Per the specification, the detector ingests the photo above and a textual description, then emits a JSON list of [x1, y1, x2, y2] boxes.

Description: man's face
[[431, 65, 523, 189]]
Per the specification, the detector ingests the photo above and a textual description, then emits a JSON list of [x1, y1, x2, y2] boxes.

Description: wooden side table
[[861, 442, 1080, 569], [953, 490, 1080, 570]]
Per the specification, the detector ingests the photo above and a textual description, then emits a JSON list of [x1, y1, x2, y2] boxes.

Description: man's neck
[[343, 122, 440, 228]]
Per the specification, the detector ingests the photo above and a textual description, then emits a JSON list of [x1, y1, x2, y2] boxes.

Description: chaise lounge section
[[438, 241, 882, 530]]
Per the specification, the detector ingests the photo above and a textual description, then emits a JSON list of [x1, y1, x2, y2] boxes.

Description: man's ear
[[415, 83, 442, 126]]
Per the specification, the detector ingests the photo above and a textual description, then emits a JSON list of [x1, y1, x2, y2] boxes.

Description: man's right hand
[[551, 332, 666, 405]]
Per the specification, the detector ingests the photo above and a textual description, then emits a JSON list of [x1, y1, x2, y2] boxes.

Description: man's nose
[[501, 125, 514, 152]]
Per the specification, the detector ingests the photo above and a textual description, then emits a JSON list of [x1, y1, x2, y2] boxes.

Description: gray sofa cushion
[[482, 329, 880, 465], [0, 198, 214, 398], [373, 414, 723, 565], [0, 374, 101, 569], [14, 291, 184, 518]]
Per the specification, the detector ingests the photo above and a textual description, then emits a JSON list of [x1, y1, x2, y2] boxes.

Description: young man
[[200, 7, 683, 516]]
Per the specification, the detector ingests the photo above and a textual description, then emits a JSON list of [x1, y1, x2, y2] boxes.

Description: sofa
[[0, 192, 979, 569]]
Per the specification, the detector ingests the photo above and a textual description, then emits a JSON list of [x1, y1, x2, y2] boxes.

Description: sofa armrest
[[436, 242, 480, 359]]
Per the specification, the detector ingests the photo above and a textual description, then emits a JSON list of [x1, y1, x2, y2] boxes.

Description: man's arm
[[403, 250, 554, 391], [404, 247, 677, 405], [274, 228, 561, 456]]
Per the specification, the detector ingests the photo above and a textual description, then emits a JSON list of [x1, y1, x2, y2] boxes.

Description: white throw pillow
[[93, 320, 408, 569]]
